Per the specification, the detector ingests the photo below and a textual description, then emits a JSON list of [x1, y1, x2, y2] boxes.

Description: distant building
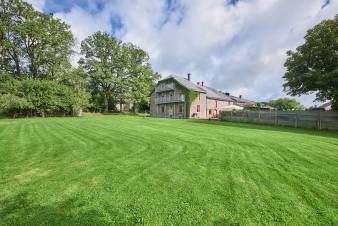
[[115, 103, 133, 112], [318, 101, 332, 111], [150, 74, 255, 119]]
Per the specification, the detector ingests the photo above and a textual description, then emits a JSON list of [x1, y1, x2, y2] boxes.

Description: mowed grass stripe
[[0, 116, 337, 225]]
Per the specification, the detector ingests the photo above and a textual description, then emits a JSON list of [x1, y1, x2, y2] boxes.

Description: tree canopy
[[79, 32, 159, 112], [0, 0, 88, 117], [0, 0, 74, 79], [283, 15, 338, 110], [0, 0, 159, 117], [268, 98, 305, 111]]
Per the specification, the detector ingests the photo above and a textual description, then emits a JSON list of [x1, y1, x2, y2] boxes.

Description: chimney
[[187, 73, 191, 81], [197, 82, 200, 85], [201, 82, 204, 86], [239, 95, 242, 99], [225, 92, 230, 96]]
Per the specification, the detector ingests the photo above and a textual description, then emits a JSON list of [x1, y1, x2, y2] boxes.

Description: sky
[[26, 0, 337, 107]]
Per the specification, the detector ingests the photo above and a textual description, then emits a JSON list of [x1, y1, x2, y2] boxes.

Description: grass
[[0, 116, 338, 225]]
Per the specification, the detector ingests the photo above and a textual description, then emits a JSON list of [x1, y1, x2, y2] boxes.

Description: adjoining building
[[150, 74, 255, 119], [318, 101, 332, 111]]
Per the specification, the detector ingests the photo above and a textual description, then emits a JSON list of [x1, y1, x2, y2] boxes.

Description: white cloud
[[28, 0, 338, 107], [25, 0, 45, 11]]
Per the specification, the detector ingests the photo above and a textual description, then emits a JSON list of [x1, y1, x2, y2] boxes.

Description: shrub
[[0, 75, 89, 117]]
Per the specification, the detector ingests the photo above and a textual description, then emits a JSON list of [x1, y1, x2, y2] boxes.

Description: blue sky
[[27, 0, 337, 106]]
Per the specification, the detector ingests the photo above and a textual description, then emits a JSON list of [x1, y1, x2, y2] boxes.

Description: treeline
[[0, 0, 159, 117]]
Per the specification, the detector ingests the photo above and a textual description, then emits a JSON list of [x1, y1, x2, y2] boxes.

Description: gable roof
[[159, 75, 206, 93], [158, 75, 255, 103], [319, 101, 332, 109]]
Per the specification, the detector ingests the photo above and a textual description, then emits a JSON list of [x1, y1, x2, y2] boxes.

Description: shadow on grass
[[188, 119, 338, 139], [0, 192, 143, 226]]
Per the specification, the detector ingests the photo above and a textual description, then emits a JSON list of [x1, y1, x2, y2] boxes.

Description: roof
[[158, 75, 255, 103], [200, 86, 233, 101], [319, 101, 332, 108], [229, 95, 254, 103], [319, 101, 332, 111], [159, 75, 206, 93]]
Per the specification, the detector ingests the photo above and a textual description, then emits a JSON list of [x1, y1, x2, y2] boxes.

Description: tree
[[80, 32, 159, 112], [268, 98, 305, 111], [283, 15, 338, 110], [123, 43, 159, 112], [0, 0, 74, 78], [0, 73, 90, 117], [79, 32, 124, 112], [0, 1, 89, 117]]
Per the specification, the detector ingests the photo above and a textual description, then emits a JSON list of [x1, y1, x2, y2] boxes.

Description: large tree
[[79, 32, 159, 112], [283, 15, 338, 110], [0, 0, 74, 78], [268, 98, 304, 111], [0, 0, 89, 117], [123, 43, 159, 112], [79, 32, 124, 112]]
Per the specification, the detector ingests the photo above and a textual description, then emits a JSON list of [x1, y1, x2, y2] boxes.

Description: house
[[318, 101, 332, 111], [150, 74, 253, 119], [229, 95, 256, 108]]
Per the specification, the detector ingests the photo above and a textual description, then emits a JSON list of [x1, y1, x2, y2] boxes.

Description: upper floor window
[[216, 101, 218, 108], [197, 105, 200, 112]]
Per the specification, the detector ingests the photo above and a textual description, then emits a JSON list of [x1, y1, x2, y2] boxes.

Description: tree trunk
[[13, 52, 21, 76], [119, 102, 123, 113], [103, 95, 109, 113], [132, 102, 137, 113]]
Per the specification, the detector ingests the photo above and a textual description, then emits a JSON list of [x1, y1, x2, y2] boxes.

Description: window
[[209, 109, 212, 114], [197, 105, 200, 112], [178, 104, 183, 113], [161, 106, 165, 113], [216, 101, 218, 108], [199, 93, 201, 100]]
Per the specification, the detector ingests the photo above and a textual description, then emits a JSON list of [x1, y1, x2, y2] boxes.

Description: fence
[[219, 110, 338, 131]]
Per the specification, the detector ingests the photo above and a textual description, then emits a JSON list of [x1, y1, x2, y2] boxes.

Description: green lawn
[[0, 116, 338, 225]]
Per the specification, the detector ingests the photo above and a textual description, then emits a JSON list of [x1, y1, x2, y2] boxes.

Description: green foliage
[[283, 15, 338, 110], [0, 0, 89, 117], [0, 74, 89, 117], [0, 0, 159, 116], [79, 32, 159, 112], [184, 90, 198, 117], [0, 0, 74, 78], [174, 81, 198, 118], [269, 98, 305, 111]]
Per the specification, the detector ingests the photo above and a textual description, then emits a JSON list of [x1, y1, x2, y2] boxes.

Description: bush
[[0, 75, 89, 117]]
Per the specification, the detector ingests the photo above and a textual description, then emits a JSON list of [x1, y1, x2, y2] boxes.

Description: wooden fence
[[219, 110, 338, 131]]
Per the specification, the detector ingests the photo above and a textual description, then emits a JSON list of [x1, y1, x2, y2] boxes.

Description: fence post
[[274, 111, 277, 126], [318, 111, 322, 130], [295, 111, 298, 128], [258, 111, 261, 123]]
